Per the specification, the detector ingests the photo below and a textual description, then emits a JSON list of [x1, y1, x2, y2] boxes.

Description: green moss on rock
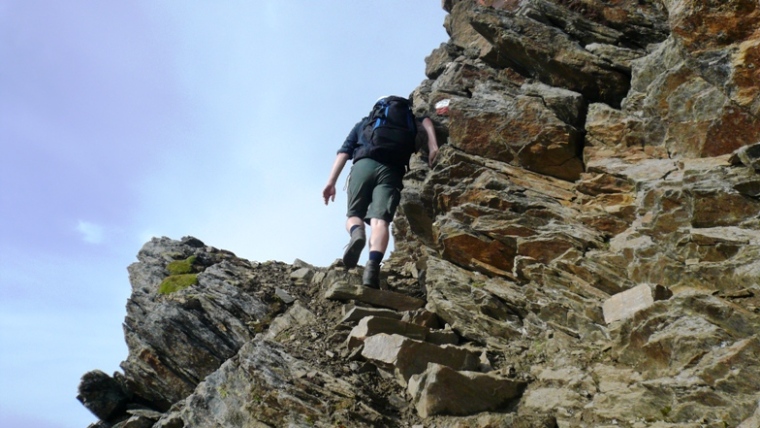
[[158, 274, 198, 294], [166, 255, 197, 275]]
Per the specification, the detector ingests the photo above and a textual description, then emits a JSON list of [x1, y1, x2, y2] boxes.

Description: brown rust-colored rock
[[438, 224, 518, 274], [447, 86, 584, 181]]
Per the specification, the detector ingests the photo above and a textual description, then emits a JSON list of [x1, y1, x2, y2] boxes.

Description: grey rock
[[264, 301, 316, 341], [289, 267, 314, 285], [730, 142, 760, 171], [112, 415, 154, 428], [400, 308, 441, 329], [324, 277, 425, 312], [120, 238, 290, 410], [347, 316, 458, 350], [339, 305, 403, 324], [408, 363, 526, 417], [125, 408, 163, 420], [155, 339, 362, 428], [275, 286, 297, 304], [77, 370, 129, 422], [738, 400, 760, 428], [361, 333, 481, 386], [468, 4, 631, 106]]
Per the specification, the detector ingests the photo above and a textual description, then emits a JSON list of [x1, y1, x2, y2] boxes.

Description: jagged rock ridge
[[79, 1, 760, 427]]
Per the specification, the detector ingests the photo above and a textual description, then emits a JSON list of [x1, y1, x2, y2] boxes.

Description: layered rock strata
[[80, 1, 760, 427]]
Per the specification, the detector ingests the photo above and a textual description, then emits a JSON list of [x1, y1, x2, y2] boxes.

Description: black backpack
[[355, 96, 418, 170]]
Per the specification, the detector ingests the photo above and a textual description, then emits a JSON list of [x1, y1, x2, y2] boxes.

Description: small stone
[[602, 283, 673, 324], [289, 268, 314, 285], [275, 287, 296, 304]]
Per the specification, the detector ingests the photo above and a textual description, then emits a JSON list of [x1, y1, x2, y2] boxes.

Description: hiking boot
[[342, 228, 366, 269], [362, 260, 380, 289]]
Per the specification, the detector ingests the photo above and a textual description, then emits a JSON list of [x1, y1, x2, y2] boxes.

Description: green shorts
[[346, 158, 404, 223]]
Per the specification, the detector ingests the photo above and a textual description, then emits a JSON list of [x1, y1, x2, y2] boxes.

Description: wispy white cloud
[[76, 220, 104, 244]]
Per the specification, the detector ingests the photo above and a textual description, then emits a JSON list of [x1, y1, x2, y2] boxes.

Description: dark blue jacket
[[336, 117, 370, 160], [337, 116, 428, 161]]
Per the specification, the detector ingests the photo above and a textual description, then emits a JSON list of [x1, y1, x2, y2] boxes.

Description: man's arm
[[323, 152, 350, 205], [324, 120, 364, 205], [420, 117, 439, 167]]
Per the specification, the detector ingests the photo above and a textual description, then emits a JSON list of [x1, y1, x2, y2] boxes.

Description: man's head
[[375, 95, 410, 105]]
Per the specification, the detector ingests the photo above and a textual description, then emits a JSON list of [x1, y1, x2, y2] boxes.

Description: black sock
[[369, 251, 383, 263], [350, 225, 363, 235]]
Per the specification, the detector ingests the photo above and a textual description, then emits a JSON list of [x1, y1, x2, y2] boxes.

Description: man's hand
[[323, 184, 336, 205], [324, 153, 349, 205], [428, 147, 439, 167], [421, 117, 439, 168]]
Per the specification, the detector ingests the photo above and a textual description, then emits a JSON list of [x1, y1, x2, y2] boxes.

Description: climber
[[322, 96, 439, 289]]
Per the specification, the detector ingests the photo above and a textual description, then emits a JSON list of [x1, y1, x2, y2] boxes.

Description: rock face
[[79, 1, 760, 427]]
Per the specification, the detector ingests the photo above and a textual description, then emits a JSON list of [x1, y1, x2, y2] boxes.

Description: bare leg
[[342, 216, 366, 269], [345, 216, 364, 234], [361, 218, 389, 289], [368, 218, 389, 253]]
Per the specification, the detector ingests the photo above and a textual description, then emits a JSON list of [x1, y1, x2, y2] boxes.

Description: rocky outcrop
[[119, 237, 286, 411], [79, 238, 531, 427], [80, 1, 760, 427]]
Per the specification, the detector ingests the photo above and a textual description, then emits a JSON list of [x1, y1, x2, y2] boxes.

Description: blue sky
[[0, 2, 448, 427]]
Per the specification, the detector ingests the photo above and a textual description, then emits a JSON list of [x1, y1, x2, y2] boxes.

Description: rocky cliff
[[78, 1, 760, 427]]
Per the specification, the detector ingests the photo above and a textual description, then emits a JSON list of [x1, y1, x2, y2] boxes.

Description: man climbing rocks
[[322, 96, 439, 289]]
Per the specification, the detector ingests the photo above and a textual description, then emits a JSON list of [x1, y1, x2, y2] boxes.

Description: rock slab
[[602, 283, 673, 324], [408, 363, 526, 418], [361, 333, 481, 386]]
